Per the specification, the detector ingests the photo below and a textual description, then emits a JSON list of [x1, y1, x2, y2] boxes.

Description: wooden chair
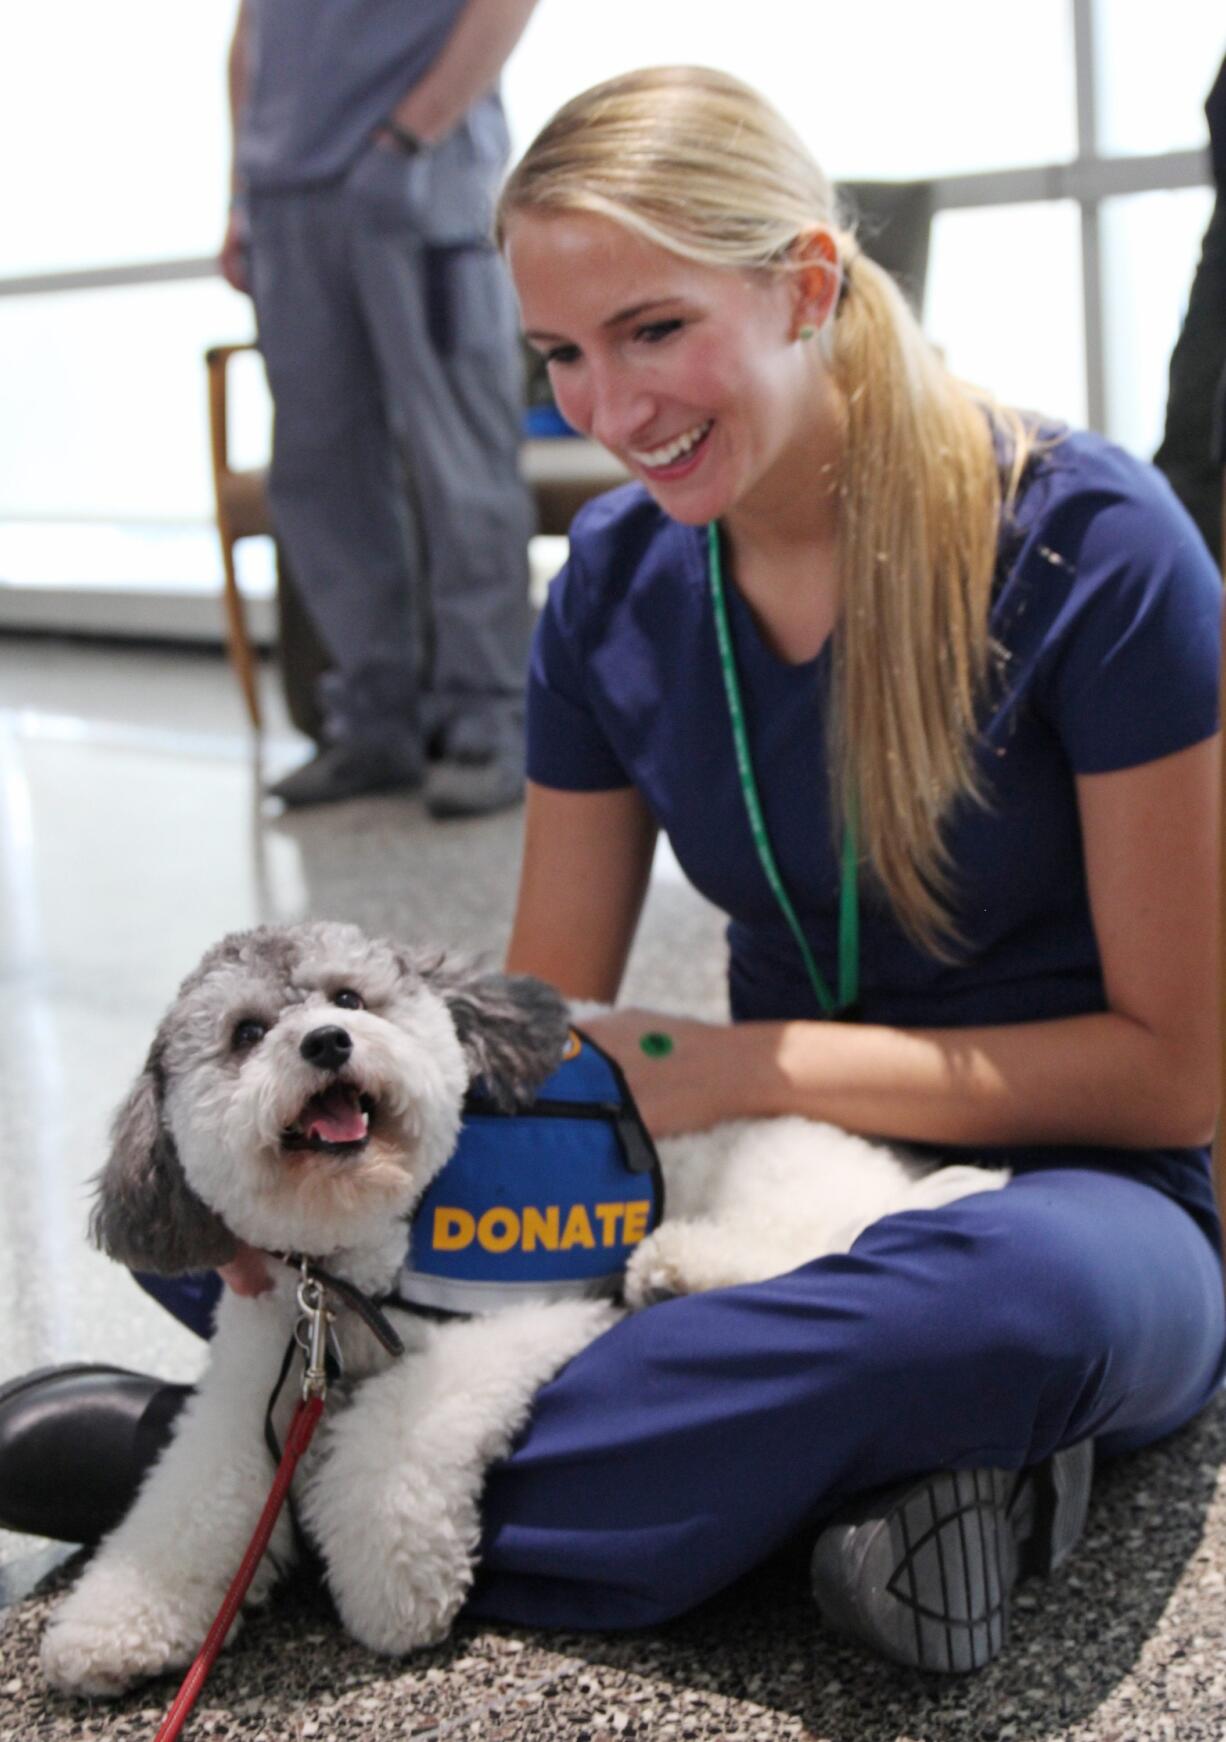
[[205, 341, 271, 729], [204, 341, 627, 731], [839, 178, 934, 315]]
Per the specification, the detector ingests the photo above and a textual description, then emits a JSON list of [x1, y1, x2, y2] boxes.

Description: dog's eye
[[333, 989, 364, 1011], [232, 1018, 267, 1051]]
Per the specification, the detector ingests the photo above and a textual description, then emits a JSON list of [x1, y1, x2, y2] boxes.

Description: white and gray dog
[[42, 920, 1006, 1696]]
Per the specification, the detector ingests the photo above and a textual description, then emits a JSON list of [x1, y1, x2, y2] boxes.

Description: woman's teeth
[[631, 421, 712, 469]]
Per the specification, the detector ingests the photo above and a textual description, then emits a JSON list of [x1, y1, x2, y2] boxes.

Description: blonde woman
[[0, 65, 1222, 1677], [488, 67, 1224, 1668]]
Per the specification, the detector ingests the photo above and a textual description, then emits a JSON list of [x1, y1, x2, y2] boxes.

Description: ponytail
[[500, 66, 1035, 954], [827, 247, 1031, 951]]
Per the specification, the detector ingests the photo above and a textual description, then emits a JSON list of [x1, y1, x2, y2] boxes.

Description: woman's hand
[[218, 1242, 274, 1297], [579, 1008, 744, 1138], [218, 208, 250, 295]]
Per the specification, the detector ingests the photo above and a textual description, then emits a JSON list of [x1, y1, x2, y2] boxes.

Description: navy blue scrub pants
[[138, 1166, 1226, 1631]]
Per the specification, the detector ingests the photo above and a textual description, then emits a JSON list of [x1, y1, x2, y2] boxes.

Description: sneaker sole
[[811, 1441, 1093, 1674]]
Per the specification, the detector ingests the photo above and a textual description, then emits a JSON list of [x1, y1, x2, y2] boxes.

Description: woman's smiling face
[[506, 209, 834, 530]]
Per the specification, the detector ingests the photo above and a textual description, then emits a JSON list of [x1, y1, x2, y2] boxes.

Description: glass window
[[2, 0, 1217, 619], [0, 278, 261, 521], [505, 0, 1076, 178], [925, 202, 1087, 429], [1099, 185, 1217, 458], [0, 520, 274, 610], [1, 5, 234, 276], [1095, 4, 1224, 159]]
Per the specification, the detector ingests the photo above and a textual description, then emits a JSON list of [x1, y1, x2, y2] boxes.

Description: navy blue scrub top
[[527, 427, 1224, 1245]]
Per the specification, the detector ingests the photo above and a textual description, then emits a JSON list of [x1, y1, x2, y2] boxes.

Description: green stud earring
[[639, 1030, 675, 1059], [798, 323, 817, 341]]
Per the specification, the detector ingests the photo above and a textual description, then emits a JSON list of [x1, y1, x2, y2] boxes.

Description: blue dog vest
[[395, 1029, 664, 1315]]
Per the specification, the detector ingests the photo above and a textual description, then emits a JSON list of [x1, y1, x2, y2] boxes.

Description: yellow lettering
[[522, 1205, 560, 1251], [433, 1207, 475, 1251], [623, 1199, 649, 1246], [435, 1200, 652, 1256], [594, 1203, 624, 1246], [560, 1204, 596, 1249], [477, 1207, 520, 1253]]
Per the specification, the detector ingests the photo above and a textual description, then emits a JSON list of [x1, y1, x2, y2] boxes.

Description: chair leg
[[218, 529, 262, 732]]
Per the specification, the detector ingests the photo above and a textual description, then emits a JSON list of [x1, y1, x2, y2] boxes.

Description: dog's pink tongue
[[306, 1086, 366, 1143]]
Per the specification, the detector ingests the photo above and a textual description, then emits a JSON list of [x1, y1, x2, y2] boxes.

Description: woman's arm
[[592, 736, 1220, 1147], [506, 780, 659, 1003], [386, 0, 540, 144]]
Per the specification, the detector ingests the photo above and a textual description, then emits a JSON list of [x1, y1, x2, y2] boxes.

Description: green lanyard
[[707, 520, 860, 1020]]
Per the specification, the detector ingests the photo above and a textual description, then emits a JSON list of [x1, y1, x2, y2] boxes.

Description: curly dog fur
[[42, 920, 1006, 1695]]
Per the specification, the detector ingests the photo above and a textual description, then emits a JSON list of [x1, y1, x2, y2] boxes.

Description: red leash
[[153, 1262, 338, 1742], [154, 1394, 325, 1742]]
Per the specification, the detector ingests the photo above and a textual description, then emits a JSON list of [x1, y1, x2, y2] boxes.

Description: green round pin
[[639, 1030, 674, 1059]]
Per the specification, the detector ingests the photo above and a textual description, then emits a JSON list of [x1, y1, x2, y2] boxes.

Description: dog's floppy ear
[[89, 1043, 239, 1275], [428, 961, 570, 1111]]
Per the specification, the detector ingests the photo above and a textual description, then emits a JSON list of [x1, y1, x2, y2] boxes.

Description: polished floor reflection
[[0, 633, 727, 1570]]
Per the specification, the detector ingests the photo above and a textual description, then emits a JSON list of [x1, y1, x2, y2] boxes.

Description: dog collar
[[278, 1252, 406, 1357]]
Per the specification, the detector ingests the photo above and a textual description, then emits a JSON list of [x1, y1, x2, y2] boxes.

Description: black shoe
[[423, 714, 524, 819], [267, 739, 423, 808], [0, 1364, 192, 1544], [423, 748, 524, 819], [810, 1440, 1094, 1673]]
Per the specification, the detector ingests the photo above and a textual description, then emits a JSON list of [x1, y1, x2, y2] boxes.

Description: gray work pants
[[248, 115, 534, 751]]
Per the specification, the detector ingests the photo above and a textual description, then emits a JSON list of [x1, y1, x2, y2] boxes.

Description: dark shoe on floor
[[424, 750, 524, 819], [0, 1364, 192, 1544], [424, 716, 524, 819], [810, 1439, 1094, 1673], [267, 739, 423, 808]]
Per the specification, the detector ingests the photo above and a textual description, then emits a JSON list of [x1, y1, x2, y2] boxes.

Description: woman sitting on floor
[[1, 65, 1223, 1674]]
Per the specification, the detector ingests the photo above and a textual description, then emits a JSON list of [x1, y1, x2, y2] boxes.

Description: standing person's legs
[[349, 118, 534, 818], [248, 186, 424, 804], [468, 1169, 1226, 1633], [1153, 190, 1226, 567]]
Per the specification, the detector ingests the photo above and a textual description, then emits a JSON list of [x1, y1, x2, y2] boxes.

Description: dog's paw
[[42, 1613, 179, 1700], [624, 1221, 752, 1306], [41, 1566, 235, 1697], [624, 1226, 691, 1306], [622, 1258, 680, 1308], [324, 1499, 473, 1655], [334, 1561, 467, 1655]]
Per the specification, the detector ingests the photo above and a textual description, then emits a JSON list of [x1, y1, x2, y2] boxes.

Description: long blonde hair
[[498, 66, 1032, 954]]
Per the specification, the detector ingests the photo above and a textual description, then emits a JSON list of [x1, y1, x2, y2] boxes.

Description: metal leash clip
[[294, 1260, 337, 1401]]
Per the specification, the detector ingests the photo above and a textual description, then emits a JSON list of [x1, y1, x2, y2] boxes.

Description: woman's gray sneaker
[[810, 1440, 1094, 1673]]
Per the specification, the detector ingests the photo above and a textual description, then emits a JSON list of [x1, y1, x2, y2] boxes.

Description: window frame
[[0, 1, 1212, 447]]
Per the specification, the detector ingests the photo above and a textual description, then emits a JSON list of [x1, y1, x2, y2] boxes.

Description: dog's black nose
[[300, 1025, 353, 1072]]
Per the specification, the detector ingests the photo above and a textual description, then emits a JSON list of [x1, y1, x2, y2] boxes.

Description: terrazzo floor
[[1, 634, 1224, 1740]]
